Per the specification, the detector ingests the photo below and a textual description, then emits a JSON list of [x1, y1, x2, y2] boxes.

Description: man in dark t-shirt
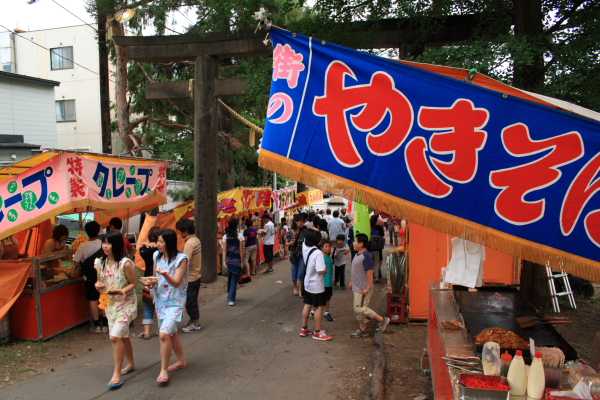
[[243, 218, 258, 275]]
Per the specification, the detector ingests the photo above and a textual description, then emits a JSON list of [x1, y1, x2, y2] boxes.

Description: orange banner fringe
[[259, 149, 600, 283]]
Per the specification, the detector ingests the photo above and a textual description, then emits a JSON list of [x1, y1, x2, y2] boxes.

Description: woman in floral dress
[[146, 228, 189, 383], [94, 230, 137, 389]]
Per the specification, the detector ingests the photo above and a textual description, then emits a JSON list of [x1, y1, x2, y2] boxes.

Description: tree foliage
[[75, 0, 600, 190]]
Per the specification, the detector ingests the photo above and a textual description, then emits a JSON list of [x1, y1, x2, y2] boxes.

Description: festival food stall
[[136, 187, 275, 272], [257, 24, 600, 399], [0, 151, 169, 341]]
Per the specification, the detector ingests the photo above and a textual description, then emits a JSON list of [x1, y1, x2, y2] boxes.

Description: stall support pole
[[195, 55, 219, 283], [273, 172, 277, 222], [34, 259, 44, 341]]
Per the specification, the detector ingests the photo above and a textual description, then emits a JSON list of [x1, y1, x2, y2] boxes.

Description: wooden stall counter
[[428, 282, 479, 400]]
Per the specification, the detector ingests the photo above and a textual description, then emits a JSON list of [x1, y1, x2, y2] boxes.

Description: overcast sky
[[0, 0, 194, 34]]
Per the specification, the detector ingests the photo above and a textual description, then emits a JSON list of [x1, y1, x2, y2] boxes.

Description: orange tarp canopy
[[0, 262, 32, 322], [135, 213, 185, 271]]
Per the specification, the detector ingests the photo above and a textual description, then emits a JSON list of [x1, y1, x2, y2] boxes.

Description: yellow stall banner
[[173, 187, 273, 221]]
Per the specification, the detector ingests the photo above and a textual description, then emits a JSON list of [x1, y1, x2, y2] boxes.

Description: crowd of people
[[64, 216, 203, 387], [7, 204, 404, 388], [277, 207, 395, 342]]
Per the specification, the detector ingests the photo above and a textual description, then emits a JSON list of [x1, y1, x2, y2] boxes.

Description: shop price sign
[[260, 27, 600, 272]]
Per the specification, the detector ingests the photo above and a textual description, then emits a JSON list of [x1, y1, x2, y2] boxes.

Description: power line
[[177, 9, 193, 24], [164, 26, 184, 35], [50, 0, 98, 32], [0, 25, 113, 82]]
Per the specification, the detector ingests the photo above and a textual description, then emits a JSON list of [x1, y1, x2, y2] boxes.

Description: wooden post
[[195, 55, 219, 283]]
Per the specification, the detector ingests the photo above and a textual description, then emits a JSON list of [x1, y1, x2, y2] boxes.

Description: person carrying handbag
[[286, 214, 308, 296]]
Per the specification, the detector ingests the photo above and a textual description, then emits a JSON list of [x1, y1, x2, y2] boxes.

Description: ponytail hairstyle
[[225, 218, 239, 239]]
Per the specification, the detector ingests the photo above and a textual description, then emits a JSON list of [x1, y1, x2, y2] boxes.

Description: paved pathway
[[1, 255, 385, 400]]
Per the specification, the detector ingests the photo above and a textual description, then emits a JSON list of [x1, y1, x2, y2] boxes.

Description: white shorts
[[158, 319, 178, 336]]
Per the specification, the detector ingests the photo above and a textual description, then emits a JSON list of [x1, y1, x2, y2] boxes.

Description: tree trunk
[[111, 20, 140, 155], [297, 182, 307, 192], [98, 9, 111, 154], [513, 0, 545, 92]]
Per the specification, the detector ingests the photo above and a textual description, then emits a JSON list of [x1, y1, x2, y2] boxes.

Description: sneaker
[[376, 316, 390, 333], [333, 282, 338, 287], [228, 302, 235, 306], [309, 309, 315, 317], [263, 269, 274, 274], [350, 328, 369, 338], [375, 278, 380, 283], [324, 313, 334, 322], [101, 326, 108, 333], [299, 327, 314, 337], [182, 322, 202, 333], [93, 326, 102, 334], [340, 285, 346, 290], [313, 330, 332, 341]]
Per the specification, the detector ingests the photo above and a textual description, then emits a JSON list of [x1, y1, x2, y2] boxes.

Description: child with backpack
[[299, 230, 332, 341]]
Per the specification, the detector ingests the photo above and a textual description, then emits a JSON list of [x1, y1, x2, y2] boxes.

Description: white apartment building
[[0, 24, 117, 153], [0, 71, 59, 164]]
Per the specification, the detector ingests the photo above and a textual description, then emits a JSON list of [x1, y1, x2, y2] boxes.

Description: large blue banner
[[260, 27, 600, 277]]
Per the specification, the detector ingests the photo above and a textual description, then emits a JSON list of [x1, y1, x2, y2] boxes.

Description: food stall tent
[[0, 151, 170, 341]]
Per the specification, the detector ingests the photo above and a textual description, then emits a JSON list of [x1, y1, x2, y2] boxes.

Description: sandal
[[167, 364, 187, 372], [121, 368, 135, 375], [156, 375, 169, 383], [138, 333, 151, 340], [108, 380, 123, 388]]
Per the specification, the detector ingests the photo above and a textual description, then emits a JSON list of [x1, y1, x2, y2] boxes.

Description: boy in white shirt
[[299, 230, 332, 341]]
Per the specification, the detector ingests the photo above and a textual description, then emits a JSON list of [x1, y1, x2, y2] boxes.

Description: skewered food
[[537, 346, 565, 368]]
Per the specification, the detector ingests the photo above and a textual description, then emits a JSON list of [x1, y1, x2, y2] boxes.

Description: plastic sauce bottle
[[527, 351, 546, 399], [483, 342, 501, 376], [501, 351, 513, 378], [507, 350, 528, 395]]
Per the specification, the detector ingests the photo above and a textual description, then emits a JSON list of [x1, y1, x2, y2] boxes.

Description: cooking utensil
[[515, 316, 572, 324], [442, 357, 479, 366], [447, 364, 482, 374], [516, 316, 572, 328]]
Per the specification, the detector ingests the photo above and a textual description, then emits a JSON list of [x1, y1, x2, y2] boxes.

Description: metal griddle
[[453, 286, 577, 361]]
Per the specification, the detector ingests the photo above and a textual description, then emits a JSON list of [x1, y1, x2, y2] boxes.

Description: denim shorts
[[290, 256, 306, 281], [143, 303, 155, 325]]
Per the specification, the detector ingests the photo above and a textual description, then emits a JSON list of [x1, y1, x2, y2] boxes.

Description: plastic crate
[[387, 292, 407, 323]]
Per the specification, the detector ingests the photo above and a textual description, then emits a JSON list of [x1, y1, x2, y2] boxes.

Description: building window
[[50, 46, 73, 70], [56, 100, 76, 122]]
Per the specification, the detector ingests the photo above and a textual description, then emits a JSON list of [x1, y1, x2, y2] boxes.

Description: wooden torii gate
[[114, 15, 479, 283]]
